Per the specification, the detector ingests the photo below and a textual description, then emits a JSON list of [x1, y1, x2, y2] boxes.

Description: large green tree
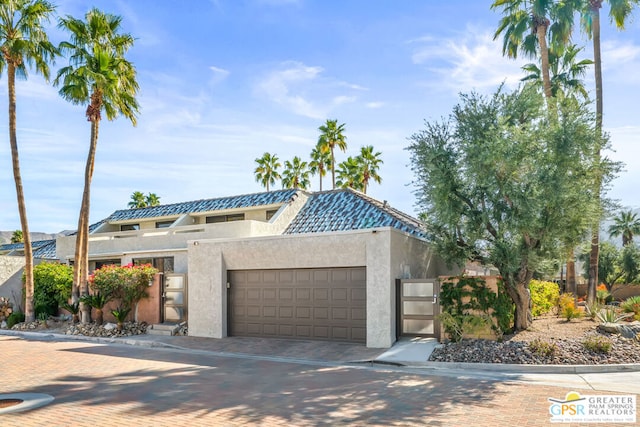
[[56, 8, 139, 323], [407, 86, 609, 330], [336, 156, 363, 191], [128, 191, 146, 208], [0, 0, 57, 322], [580, 0, 639, 304], [317, 119, 347, 189], [281, 156, 310, 190], [254, 152, 281, 192]]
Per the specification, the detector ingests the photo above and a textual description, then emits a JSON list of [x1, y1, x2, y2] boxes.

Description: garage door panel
[[230, 267, 366, 343]]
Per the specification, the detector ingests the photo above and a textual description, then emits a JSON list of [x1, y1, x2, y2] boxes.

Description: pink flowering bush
[[89, 263, 158, 309]]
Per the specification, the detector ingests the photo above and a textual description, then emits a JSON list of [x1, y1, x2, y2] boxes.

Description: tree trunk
[[505, 279, 532, 331], [78, 117, 101, 323], [588, 2, 603, 306], [331, 146, 336, 189], [536, 21, 553, 102], [7, 62, 35, 323], [566, 249, 576, 296], [94, 308, 103, 326]]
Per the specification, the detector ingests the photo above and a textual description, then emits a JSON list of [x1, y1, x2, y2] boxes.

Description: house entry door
[[397, 279, 439, 339], [163, 273, 187, 323]]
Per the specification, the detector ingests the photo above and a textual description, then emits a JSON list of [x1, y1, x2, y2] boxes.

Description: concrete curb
[[2, 329, 640, 374]]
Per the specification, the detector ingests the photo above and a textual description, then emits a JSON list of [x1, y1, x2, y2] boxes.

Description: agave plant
[[110, 306, 131, 331], [596, 307, 633, 324]]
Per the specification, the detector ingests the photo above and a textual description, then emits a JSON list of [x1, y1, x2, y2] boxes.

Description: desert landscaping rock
[[431, 315, 640, 365], [10, 319, 147, 338]]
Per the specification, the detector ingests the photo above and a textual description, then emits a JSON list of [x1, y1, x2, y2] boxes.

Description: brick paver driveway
[[1, 335, 636, 426]]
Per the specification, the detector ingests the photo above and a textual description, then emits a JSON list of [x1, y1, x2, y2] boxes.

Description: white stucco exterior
[[187, 227, 450, 348]]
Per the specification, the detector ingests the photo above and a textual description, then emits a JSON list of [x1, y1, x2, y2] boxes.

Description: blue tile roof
[[284, 189, 425, 238], [106, 189, 298, 222], [0, 239, 57, 259]]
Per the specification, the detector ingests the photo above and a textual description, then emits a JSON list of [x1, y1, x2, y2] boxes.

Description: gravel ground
[[430, 315, 640, 365]]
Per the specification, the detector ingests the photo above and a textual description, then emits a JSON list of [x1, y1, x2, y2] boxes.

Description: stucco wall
[[0, 256, 26, 311], [187, 228, 444, 348]]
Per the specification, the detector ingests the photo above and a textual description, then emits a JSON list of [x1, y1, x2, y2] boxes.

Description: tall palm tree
[[357, 145, 383, 195], [492, 0, 577, 104], [336, 156, 363, 191], [608, 210, 640, 247], [56, 8, 139, 323], [145, 192, 160, 206], [317, 119, 347, 189], [521, 44, 593, 101], [0, 0, 57, 322], [128, 191, 146, 208], [309, 144, 332, 191], [281, 156, 311, 190], [580, 0, 639, 303], [254, 152, 281, 192]]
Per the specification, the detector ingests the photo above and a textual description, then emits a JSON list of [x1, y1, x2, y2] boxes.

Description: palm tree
[[254, 152, 281, 192], [128, 191, 146, 208], [580, 0, 639, 303], [56, 8, 139, 323], [145, 192, 160, 206], [492, 0, 577, 104], [336, 156, 363, 191], [521, 44, 593, 101], [317, 119, 347, 189], [608, 210, 640, 247], [281, 156, 311, 190], [357, 145, 383, 194], [10, 230, 23, 244], [309, 144, 332, 191], [0, 0, 57, 322]]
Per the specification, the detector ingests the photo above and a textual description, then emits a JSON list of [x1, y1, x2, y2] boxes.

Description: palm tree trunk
[[331, 147, 336, 189], [536, 22, 553, 102], [566, 249, 576, 295], [78, 117, 100, 323], [7, 62, 35, 323], [588, 1, 603, 305]]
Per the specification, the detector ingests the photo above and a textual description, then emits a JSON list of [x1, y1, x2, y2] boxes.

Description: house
[[3, 188, 457, 348]]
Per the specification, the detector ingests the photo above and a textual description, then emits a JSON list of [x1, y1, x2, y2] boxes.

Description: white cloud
[[332, 95, 356, 106], [256, 61, 326, 119], [209, 65, 230, 85], [365, 101, 385, 109], [410, 25, 527, 93]]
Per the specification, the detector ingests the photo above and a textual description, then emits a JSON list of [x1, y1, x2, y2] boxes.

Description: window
[[94, 259, 121, 270], [120, 224, 140, 231], [206, 213, 245, 223], [156, 220, 173, 228], [134, 256, 174, 273], [266, 209, 278, 220]]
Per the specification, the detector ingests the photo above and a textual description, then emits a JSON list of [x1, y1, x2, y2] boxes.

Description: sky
[[1, 0, 639, 233]]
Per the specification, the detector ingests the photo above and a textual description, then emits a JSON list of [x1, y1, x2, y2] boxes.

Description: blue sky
[[1, 0, 639, 233]]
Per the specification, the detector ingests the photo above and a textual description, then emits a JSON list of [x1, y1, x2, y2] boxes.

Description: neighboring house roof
[[0, 239, 57, 260], [106, 189, 298, 222], [285, 189, 426, 238]]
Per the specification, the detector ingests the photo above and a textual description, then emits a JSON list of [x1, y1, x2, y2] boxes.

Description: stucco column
[[187, 242, 227, 338], [365, 232, 394, 348]]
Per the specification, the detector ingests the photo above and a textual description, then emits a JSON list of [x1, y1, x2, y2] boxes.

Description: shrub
[[583, 335, 612, 354], [562, 305, 582, 321], [558, 293, 575, 312], [90, 263, 158, 312], [621, 296, 640, 316], [6, 311, 25, 329], [528, 338, 557, 357], [529, 280, 560, 317], [438, 312, 493, 342], [26, 262, 73, 317], [596, 289, 611, 305], [584, 301, 602, 320]]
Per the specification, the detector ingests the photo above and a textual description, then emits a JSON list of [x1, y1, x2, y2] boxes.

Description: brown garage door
[[228, 267, 366, 343]]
